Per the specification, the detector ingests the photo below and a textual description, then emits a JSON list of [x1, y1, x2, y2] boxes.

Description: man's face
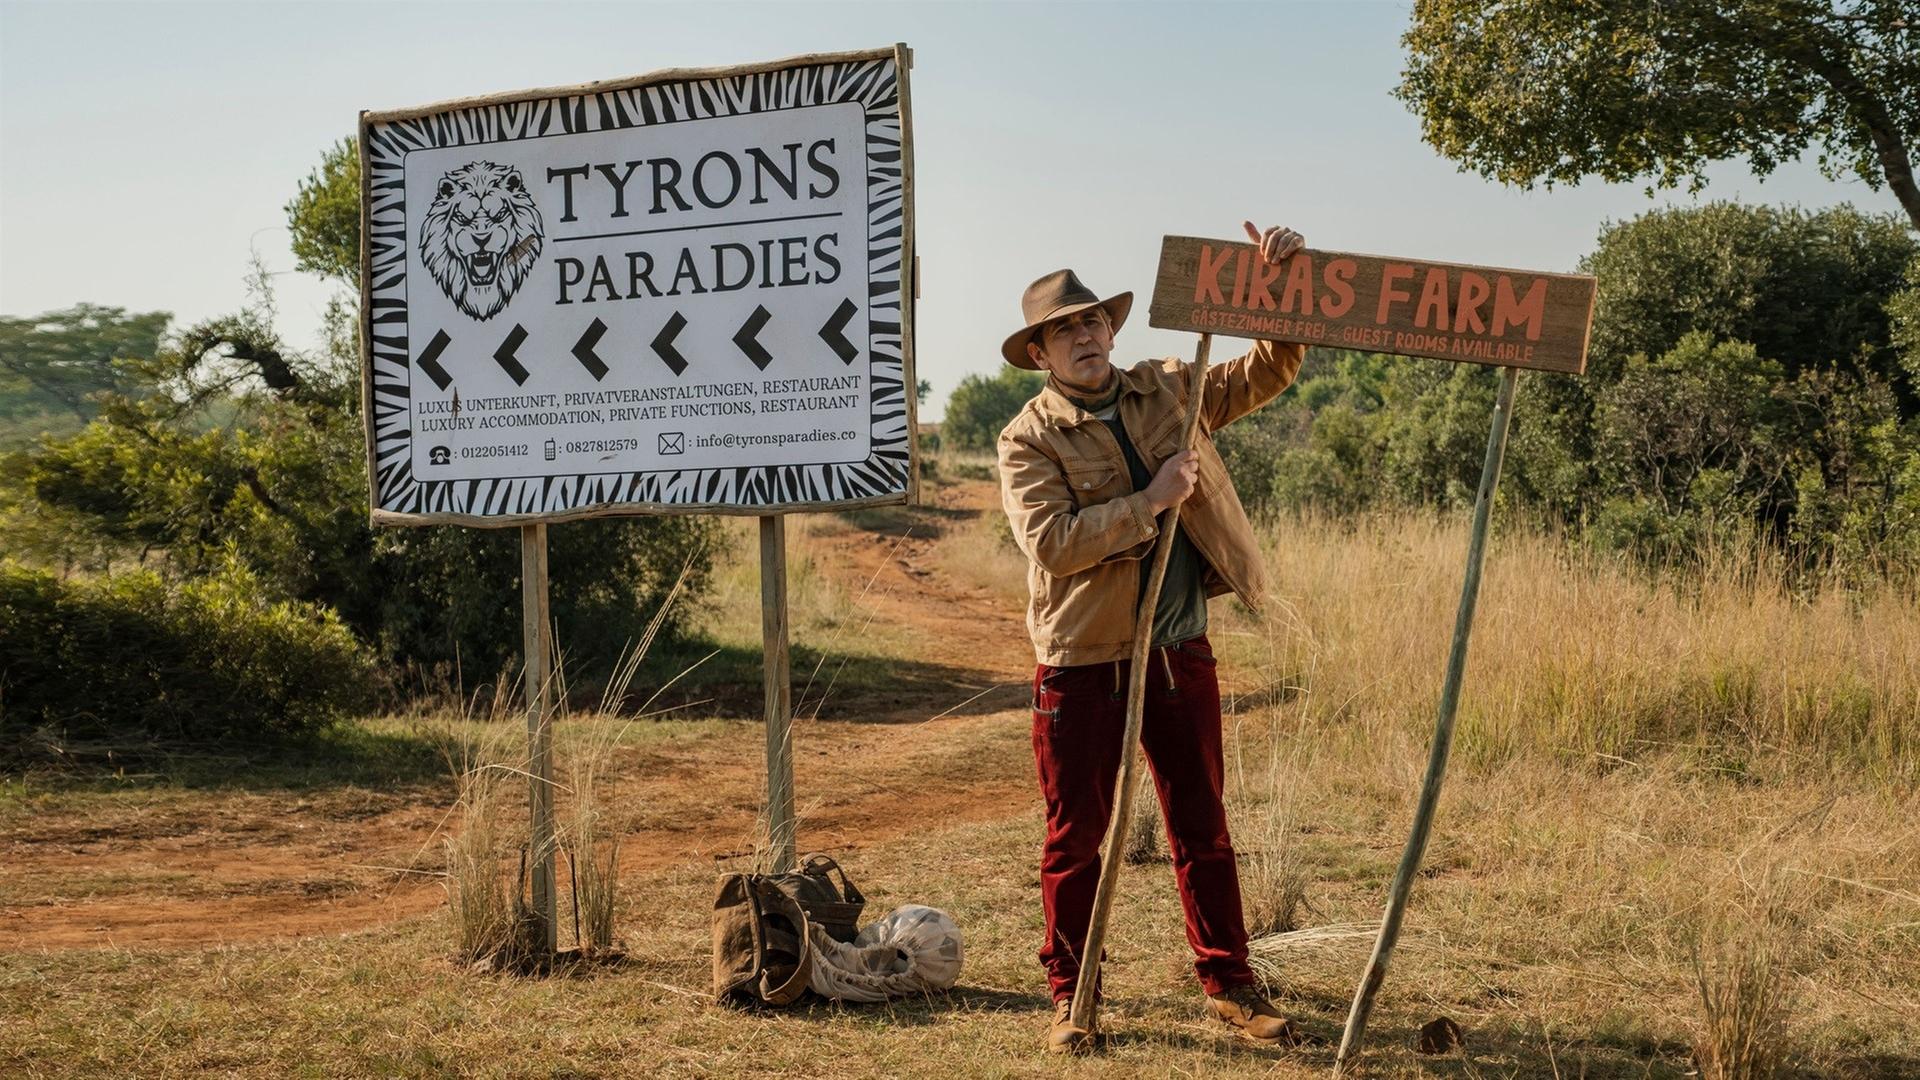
[[1026, 308, 1114, 392]]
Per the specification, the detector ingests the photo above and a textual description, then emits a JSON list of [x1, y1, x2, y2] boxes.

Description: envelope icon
[[658, 432, 685, 455]]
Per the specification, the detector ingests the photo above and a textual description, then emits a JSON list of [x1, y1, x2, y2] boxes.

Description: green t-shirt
[[1100, 416, 1209, 647]]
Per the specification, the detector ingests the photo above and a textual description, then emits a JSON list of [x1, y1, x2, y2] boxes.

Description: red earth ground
[[0, 479, 1038, 951]]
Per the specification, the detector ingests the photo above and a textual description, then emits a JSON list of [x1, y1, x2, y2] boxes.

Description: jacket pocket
[[1062, 463, 1124, 507]]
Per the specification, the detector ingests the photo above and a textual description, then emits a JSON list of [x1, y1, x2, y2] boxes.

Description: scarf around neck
[[1050, 368, 1121, 415]]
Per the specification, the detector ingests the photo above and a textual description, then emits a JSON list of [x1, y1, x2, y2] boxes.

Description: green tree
[[1510, 202, 1918, 520], [1398, 0, 1920, 229], [0, 305, 169, 443], [942, 367, 1044, 450], [4, 139, 719, 680], [286, 139, 362, 288], [1891, 254, 1920, 387]]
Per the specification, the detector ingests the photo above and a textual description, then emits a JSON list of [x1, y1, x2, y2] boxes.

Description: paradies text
[[546, 139, 844, 305]]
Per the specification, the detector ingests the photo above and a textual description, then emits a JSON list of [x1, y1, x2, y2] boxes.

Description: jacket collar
[[1030, 362, 1162, 427]]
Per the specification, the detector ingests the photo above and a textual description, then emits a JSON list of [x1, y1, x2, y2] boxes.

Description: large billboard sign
[[360, 46, 916, 526], [1149, 236, 1595, 375]]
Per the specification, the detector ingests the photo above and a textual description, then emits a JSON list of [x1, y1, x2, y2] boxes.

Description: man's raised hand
[[1243, 221, 1305, 264]]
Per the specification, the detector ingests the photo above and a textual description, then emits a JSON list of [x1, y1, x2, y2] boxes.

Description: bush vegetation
[[0, 561, 374, 748], [0, 139, 718, 746], [1213, 203, 1920, 582], [940, 366, 1043, 450]]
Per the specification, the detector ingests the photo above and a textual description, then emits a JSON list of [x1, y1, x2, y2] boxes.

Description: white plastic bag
[[806, 904, 964, 1002]]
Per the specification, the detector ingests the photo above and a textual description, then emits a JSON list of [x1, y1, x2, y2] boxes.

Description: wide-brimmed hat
[[1000, 268, 1133, 369]]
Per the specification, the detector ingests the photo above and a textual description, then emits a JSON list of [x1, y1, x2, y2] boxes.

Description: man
[[996, 222, 1309, 1053]]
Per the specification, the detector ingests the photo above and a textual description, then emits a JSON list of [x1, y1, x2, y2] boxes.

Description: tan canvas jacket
[[997, 339, 1305, 666]]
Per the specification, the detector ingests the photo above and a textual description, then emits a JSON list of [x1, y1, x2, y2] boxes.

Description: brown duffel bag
[[770, 854, 866, 943], [711, 854, 868, 1005], [712, 874, 815, 1006]]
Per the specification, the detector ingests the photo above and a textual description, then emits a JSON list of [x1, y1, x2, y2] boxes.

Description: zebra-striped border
[[358, 46, 914, 526]]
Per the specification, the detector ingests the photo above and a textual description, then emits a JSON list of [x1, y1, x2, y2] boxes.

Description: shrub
[[0, 562, 375, 749], [4, 319, 717, 679], [1204, 205, 1920, 581], [942, 367, 1044, 450]]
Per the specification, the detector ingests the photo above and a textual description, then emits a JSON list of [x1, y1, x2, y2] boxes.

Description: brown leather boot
[[1045, 996, 1096, 1055], [1205, 985, 1309, 1045]]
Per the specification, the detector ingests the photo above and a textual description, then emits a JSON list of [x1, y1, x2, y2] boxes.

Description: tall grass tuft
[[1227, 715, 1311, 939], [437, 684, 546, 973], [1692, 873, 1802, 1080], [561, 557, 700, 955], [568, 792, 620, 955], [1122, 775, 1164, 864]]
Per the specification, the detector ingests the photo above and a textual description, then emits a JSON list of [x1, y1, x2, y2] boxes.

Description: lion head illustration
[[419, 162, 543, 321]]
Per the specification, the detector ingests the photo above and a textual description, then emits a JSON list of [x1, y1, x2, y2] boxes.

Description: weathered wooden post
[[358, 44, 916, 961], [760, 514, 797, 873], [1331, 365, 1519, 1074], [1068, 333, 1211, 1034], [521, 522, 559, 950]]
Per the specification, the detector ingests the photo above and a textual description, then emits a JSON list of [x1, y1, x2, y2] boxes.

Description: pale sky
[[0, 0, 1888, 417]]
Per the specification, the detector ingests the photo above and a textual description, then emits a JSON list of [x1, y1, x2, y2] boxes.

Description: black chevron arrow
[[820, 298, 859, 364], [571, 318, 610, 381], [492, 324, 530, 385], [651, 312, 689, 377], [733, 305, 773, 371], [417, 329, 454, 391]]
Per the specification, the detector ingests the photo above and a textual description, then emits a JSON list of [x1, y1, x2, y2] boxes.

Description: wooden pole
[[1333, 365, 1521, 1074], [1068, 333, 1212, 1034], [520, 522, 558, 955], [760, 514, 797, 874]]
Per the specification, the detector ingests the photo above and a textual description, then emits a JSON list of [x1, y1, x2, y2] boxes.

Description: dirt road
[[1, 479, 1037, 951]]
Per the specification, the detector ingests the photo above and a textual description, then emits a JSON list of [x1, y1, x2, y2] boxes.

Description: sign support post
[[760, 515, 797, 873], [1332, 364, 1520, 1074], [520, 522, 559, 954], [1069, 333, 1212, 1037]]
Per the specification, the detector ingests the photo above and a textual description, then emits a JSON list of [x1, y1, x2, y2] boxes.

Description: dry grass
[[1214, 508, 1920, 780], [930, 487, 1029, 607], [1693, 904, 1796, 1080], [1208, 506, 1920, 1069], [1122, 775, 1164, 865], [699, 514, 870, 648], [566, 720, 624, 955], [558, 562, 703, 954], [435, 701, 544, 973], [1228, 720, 1311, 941], [5, 490, 1919, 1077]]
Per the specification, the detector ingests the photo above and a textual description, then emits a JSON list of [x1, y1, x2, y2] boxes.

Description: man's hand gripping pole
[[1066, 332, 1212, 1038]]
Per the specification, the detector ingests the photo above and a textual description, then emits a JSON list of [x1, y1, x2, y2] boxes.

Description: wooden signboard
[[1148, 236, 1595, 375], [359, 46, 917, 528]]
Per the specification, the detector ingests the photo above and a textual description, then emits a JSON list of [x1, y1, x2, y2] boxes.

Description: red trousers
[[1029, 633, 1255, 1002]]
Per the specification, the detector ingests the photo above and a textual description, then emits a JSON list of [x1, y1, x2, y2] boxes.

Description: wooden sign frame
[[358, 45, 918, 530]]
